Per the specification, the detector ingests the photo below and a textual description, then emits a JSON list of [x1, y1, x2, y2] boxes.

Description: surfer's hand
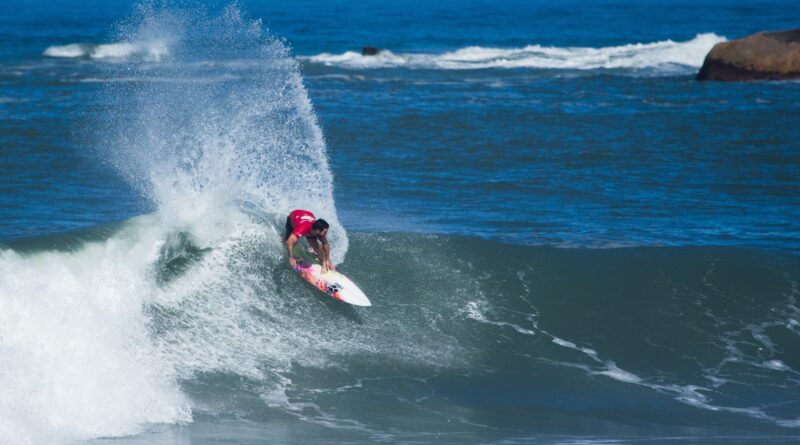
[[289, 257, 297, 268]]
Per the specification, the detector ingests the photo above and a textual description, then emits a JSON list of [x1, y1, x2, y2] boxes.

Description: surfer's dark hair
[[313, 219, 329, 230]]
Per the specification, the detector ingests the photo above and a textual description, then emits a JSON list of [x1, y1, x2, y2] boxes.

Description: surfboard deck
[[291, 244, 371, 307]]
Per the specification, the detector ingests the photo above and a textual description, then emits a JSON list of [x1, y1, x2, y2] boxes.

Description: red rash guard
[[289, 209, 317, 238]]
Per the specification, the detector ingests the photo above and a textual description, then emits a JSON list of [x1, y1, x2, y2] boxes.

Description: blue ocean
[[1, 1, 799, 444]]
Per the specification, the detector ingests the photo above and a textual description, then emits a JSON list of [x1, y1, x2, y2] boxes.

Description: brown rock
[[697, 29, 800, 81]]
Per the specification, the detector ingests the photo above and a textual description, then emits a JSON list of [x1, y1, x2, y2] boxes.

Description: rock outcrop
[[361, 47, 381, 56], [697, 29, 800, 81]]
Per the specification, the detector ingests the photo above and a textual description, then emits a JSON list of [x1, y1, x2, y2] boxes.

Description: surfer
[[284, 209, 335, 273]]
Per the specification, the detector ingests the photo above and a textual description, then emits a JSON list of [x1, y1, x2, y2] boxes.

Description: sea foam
[[0, 220, 191, 444], [44, 42, 168, 61], [303, 33, 726, 73]]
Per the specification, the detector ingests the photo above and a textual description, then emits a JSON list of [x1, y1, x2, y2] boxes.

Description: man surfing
[[284, 209, 335, 273]]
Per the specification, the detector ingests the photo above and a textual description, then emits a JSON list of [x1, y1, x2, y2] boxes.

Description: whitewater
[[45, 33, 726, 76], [1, 5, 352, 443], [302, 33, 726, 72]]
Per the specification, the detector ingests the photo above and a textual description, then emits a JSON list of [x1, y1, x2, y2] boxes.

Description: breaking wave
[[303, 33, 726, 73], [43, 42, 169, 60]]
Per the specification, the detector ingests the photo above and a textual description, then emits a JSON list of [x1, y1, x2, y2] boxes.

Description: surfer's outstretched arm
[[320, 236, 335, 272], [286, 234, 299, 268], [307, 237, 323, 258]]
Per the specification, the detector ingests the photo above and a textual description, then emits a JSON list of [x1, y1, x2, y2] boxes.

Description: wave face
[[302, 33, 726, 73], [2, 231, 800, 444]]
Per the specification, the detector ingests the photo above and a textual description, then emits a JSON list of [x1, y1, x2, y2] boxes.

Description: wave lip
[[43, 41, 169, 61], [302, 33, 726, 72]]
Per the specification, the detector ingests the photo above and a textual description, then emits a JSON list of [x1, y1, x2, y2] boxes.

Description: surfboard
[[291, 244, 371, 307]]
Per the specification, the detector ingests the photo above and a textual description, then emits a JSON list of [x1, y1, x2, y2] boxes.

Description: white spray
[[0, 3, 349, 444]]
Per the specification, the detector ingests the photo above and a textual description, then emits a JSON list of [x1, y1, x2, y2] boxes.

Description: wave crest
[[43, 42, 169, 60], [302, 33, 726, 72]]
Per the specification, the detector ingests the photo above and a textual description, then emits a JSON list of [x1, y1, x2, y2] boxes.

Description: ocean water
[[1, 1, 799, 444]]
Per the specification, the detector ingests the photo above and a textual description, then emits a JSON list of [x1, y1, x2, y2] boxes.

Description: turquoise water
[[1, 1, 799, 444]]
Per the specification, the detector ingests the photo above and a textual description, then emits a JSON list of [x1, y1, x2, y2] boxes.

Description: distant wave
[[302, 33, 726, 71], [43, 42, 169, 60], [43, 33, 724, 74]]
